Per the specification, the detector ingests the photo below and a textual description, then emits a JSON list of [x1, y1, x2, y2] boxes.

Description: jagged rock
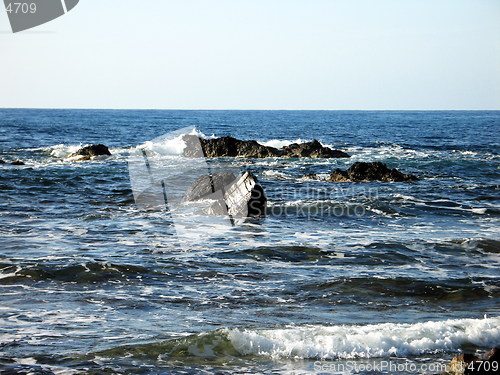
[[329, 162, 418, 182], [69, 144, 111, 158], [281, 139, 350, 158], [446, 353, 481, 374], [183, 171, 267, 218], [483, 347, 499, 362], [183, 135, 280, 158], [0, 159, 5, 164], [182, 135, 349, 159]]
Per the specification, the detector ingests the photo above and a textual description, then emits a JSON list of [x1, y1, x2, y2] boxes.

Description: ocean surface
[[0, 109, 499, 374]]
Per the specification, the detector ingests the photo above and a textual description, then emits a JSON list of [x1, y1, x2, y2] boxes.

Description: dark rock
[[69, 144, 111, 158], [0, 159, 5, 164], [444, 348, 500, 375], [182, 135, 349, 159], [302, 173, 318, 180], [329, 162, 419, 182], [482, 347, 499, 361], [281, 139, 350, 158], [447, 353, 481, 375], [192, 135, 280, 158], [183, 171, 267, 218], [10, 160, 25, 165], [203, 136, 279, 158]]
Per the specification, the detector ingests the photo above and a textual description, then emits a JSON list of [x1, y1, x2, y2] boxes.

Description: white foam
[[258, 138, 306, 149], [133, 128, 215, 157], [34, 144, 85, 159], [227, 316, 500, 359], [262, 170, 289, 180]]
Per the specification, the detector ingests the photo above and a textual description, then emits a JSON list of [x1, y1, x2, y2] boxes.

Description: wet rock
[[183, 171, 267, 218], [302, 173, 318, 180], [69, 144, 111, 158], [446, 353, 481, 374], [482, 347, 499, 362], [281, 139, 350, 158], [0, 159, 25, 165], [182, 135, 349, 159], [73, 156, 92, 162], [203, 136, 280, 158], [444, 348, 500, 375], [329, 162, 419, 182]]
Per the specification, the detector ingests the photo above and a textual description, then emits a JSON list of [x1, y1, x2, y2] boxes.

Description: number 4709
[[5, 2, 37, 14]]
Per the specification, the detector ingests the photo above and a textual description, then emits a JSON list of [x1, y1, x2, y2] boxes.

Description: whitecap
[[227, 316, 500, 359]]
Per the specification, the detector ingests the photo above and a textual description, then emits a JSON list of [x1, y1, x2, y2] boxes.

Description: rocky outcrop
[[183, 135, 279, 158], [329, 162, 418, 182], [445, 347, 499, 374], [0, 159, 5, 164], [281, 140, 350, 158], [183, 171, 267, 218], [182, 135, 349, 159], [69, 144, 111, 158]]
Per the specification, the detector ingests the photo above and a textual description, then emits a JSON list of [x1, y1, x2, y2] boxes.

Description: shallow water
[[0, 110, 499, 374]]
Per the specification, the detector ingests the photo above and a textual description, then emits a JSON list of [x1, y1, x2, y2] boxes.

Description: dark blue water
[[0, 110, 499, 374]]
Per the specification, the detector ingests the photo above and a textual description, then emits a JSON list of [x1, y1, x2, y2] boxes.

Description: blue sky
[[1, 0, 499, 109]]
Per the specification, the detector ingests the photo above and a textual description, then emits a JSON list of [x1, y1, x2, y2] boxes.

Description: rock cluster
[[329, 161, 418, 182], [182, 135, 350, 159]]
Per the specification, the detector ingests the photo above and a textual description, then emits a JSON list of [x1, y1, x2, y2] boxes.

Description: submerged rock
[[182, 135, 349, 159], [0, 159, 25, 165], [73, 156, 92, 162], [329, 162, 418, 182], [69, 144, 111, 158], [183, 171, 267, 218]]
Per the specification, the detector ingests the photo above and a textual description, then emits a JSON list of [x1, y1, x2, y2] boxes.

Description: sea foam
[[227, 317, 500, 359]]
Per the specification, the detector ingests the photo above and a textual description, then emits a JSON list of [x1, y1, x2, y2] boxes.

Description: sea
[[0, 109, 499, 374]]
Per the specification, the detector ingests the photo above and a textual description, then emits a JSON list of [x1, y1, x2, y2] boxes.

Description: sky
[[0, 0, 499, 110]]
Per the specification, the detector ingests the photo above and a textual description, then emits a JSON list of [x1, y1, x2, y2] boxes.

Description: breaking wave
[[95, 317, 500, 361]]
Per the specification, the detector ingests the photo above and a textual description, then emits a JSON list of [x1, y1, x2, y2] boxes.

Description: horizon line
[[1, 107, 499, 111]]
